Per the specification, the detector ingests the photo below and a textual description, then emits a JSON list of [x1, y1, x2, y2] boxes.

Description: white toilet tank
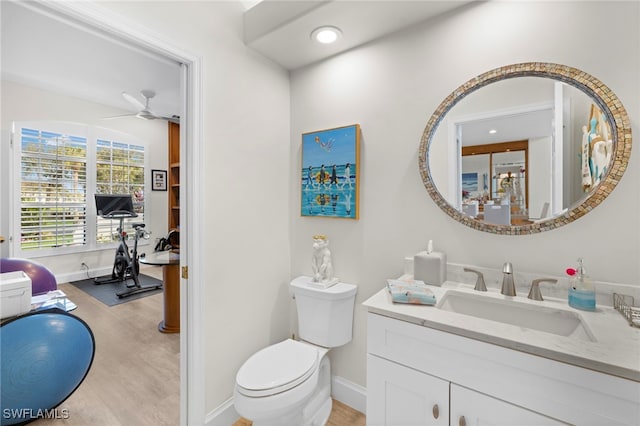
[[290, 276, 358, 348]]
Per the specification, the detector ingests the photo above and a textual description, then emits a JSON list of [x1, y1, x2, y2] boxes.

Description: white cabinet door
[[367, 354, 449, 426], [450, 384, 566, 426]]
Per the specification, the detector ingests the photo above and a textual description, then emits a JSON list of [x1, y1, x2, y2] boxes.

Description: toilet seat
[[236, 339, 319, 397]]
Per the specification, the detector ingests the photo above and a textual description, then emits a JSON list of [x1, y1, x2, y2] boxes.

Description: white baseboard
[[205, 397, 239, 426], [56, 267, 112, 285], [205, 376, 366, 425], [331, 375, 366, 415]]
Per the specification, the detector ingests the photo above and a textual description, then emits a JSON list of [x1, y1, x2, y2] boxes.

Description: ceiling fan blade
[[114, 89, 177, 122], [102, 113, 139, 120], [136, 110, 157, 120], [122, 91, 145, 110], [139, 113, 180, 123], [159, 115, 181, 124]]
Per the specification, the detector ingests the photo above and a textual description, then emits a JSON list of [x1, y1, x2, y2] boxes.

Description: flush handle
[[459, 415, 466, 426], [432, 404, 439, 419]]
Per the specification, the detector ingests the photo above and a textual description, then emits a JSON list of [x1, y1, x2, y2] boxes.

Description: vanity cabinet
[[450, 384, 563, 426], [367, 354, 562, 426], [367, 312, 639, 425], [367, 354, 449, 425]]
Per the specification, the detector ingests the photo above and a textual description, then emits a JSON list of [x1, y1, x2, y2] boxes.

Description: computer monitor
[[94, 194, 136, 218]]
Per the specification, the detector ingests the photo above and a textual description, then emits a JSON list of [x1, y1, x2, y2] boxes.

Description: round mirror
[[419, 63, 632, 235]]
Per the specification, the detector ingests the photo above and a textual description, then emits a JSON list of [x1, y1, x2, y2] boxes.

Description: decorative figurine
[[311, 234, 338, 287]]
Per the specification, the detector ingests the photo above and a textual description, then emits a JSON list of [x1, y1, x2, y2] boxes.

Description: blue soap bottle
[[567, 258, 596, 311]]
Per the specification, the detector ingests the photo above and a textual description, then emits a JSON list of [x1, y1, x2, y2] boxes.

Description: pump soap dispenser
[[414, 240, 447, 286], [567, 257, 596, 311]]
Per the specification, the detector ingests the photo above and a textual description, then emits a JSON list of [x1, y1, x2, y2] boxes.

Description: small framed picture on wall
[[301, 124, 360, 219], [152, 169, 167, 191]]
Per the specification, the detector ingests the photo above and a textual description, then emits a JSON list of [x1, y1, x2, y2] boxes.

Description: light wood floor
[[33, 266, 180, 426], [234, 399, 366, 426], [31, 266, 365, 425]]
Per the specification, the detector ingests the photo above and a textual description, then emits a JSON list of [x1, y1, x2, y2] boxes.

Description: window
[[13, 122, 146, 257], [19, 128, 87, 251], [95, 139, 145, 243]]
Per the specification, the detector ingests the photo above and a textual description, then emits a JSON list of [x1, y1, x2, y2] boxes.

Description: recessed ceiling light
[[311, 26, 342, 44], [489, 129, 497, 134]]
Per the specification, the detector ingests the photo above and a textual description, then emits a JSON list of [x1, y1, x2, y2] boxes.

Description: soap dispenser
[[414, 240, 447, 286], [567, 257, 596, 311]]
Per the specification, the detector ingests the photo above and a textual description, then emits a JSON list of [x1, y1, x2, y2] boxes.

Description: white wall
[[529, 136, 552, 218], [96, 0, 292, 417], [0, 80, 169, 276], [290, 0, 639, 390]]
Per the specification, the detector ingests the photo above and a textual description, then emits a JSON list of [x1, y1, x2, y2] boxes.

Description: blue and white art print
[[301, 124, 360, 219], [461, 172, 478, 198]]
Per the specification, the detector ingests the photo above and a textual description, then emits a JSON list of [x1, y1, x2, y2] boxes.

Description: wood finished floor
[[31, 266, 365, 425], [33, 266, 180, 426], [234, 399, 366, 426]]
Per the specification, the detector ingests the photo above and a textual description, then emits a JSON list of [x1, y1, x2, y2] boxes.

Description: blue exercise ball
[[1, 309, 95, 425]]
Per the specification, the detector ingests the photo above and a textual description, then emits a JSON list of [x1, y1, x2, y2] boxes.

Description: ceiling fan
[[105, 89, 179, 123]]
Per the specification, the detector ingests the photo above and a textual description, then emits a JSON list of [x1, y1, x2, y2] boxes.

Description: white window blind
[[96, 139, 145, 243], [19, 127, 87, 251], [13, 122, 146, 257]]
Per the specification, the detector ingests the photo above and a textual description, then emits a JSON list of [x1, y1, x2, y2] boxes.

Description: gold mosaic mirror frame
[[419, 62, 632, 235]]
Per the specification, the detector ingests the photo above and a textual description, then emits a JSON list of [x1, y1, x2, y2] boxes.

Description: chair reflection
[[484, 204, 511, 225]]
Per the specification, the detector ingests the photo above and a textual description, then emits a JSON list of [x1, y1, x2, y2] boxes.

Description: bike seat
[[132, 223, 146, 229]]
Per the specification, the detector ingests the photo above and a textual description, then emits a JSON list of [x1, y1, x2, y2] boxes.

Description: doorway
[[5, 1, 204, 423]]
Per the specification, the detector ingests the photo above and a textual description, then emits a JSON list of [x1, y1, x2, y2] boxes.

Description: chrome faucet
[[463, 268, 487, 292], [527, 278, 558, 301], [501, 262, 516, 296]]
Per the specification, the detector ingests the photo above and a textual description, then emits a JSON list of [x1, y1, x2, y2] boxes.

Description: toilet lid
[[236, 339, 318, 397]]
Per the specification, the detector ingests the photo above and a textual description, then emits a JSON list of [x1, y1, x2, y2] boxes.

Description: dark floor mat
[[69, 274, 162, 306]]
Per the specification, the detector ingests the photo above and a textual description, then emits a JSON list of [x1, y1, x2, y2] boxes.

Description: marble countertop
[[363, 280, 640, 382]]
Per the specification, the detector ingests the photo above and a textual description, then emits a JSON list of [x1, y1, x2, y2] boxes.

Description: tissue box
[[1, 271, 32, 319]]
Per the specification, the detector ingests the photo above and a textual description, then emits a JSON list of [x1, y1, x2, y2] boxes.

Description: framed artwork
[[151, 169, 167, 191], [301, 124, 360, 219], [461, 172, 478, 198]]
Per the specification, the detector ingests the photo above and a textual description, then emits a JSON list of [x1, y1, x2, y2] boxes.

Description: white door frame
[[28, 1, 205, 424]]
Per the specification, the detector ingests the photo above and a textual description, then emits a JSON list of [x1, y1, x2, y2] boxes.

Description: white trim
[[553, 82, 565, 216], [55, 266, 112, 285], [28, 1, 206, 425], [182, 57, 206, 426], [331, 375, 367, 415], [205, 397, 240, 426], [449, 101, 555, 126]]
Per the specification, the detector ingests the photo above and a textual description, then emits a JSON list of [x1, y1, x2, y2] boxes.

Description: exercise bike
[[94, 195, 162, 298]]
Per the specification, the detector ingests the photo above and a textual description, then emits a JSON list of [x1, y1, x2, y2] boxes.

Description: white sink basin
[[437, 290, 596, 342]]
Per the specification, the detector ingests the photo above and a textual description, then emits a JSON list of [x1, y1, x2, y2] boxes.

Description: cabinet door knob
[[432, 404, 439, 419], [459, 415, 466, 426]]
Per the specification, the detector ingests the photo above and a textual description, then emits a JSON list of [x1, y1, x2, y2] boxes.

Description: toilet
[[234, 276, 357, 426]]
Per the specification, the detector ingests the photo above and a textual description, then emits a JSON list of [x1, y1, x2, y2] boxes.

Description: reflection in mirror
[[419, 63, 631, 235], [461, 141, 529, 223]]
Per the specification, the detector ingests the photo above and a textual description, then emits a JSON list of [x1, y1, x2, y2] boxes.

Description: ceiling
[[244, 0, 473, 70], [1, 0, 473, 119], [460, 109, 554, 147], [1, 1, 182, 119]]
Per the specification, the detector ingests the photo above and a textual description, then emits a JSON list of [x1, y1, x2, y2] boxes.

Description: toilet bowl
[[234, 339, 331, 426], [234, 277, 357, 426]]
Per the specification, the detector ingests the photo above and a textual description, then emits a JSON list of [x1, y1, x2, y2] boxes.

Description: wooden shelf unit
[[168, 122, 180, 231]]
